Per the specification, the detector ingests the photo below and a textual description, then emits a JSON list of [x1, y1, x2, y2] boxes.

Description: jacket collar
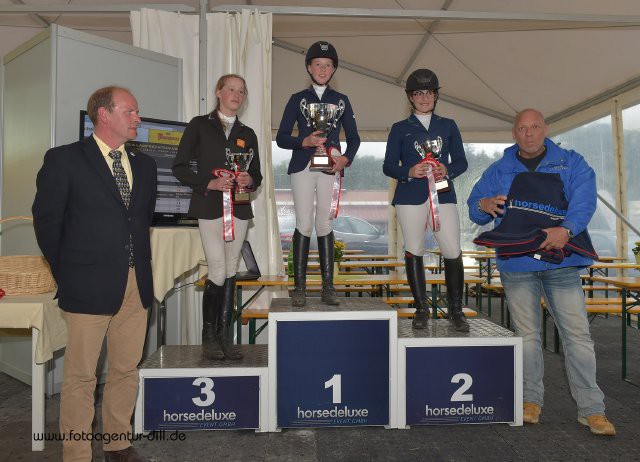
[[501, 138, 567, 172], [305, 85, 334, 102], [407, 112, 442, 133], [82, 136, 136, 209]]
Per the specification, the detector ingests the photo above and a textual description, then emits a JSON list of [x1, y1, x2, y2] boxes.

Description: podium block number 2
[[450, 373, 473, 402], [325, 374, 342, 404]]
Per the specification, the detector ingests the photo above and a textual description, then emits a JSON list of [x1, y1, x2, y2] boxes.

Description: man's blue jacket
[[467, 138, 597, 272]]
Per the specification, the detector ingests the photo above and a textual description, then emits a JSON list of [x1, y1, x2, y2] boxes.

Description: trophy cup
[[225, 148, 254, 204], [415, 137, 451, 193], [300, 99, 345, 171]]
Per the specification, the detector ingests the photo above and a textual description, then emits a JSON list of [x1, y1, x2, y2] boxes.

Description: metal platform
[[270, 297, 392, 313], [139, 344, 268, 369], [398, 318, 514, 339]]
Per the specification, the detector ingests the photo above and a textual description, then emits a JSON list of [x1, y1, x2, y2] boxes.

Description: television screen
[[80, 111, 196, 226]]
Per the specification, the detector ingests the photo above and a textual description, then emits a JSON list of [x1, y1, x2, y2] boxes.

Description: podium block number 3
[[450, 373, 473, 402], [192, 377, 216, 407], [325, 374, 342, 404]]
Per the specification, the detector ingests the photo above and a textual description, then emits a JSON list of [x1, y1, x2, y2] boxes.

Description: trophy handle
[[246, 149, 254, 167], [433, 137, 443, 156], [332, 100, 346, 129], [414, 141, 426, 158], [225, 148, 233, 166], [300, 98, 311, 127]]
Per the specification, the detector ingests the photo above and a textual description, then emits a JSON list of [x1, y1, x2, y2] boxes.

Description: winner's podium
[[135, 345, 269, 433], [268, 297, 398, 431], [134, 296, 522, 434], [397, 318, 523, 428]]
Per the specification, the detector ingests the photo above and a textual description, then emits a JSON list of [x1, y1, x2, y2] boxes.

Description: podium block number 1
[[325, 374, 342, 404]]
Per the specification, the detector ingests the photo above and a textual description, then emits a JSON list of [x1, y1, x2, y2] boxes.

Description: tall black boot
[[405, 252, 429, 329], [318, 232, 340, 305], [444, 253, 469, 332], [216, 276, 242, 360], [291, 229, 310, 307], [202, 280, 224, 360]]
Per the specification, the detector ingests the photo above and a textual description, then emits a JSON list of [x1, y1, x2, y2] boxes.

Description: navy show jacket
[[276, 86, 360, 175]]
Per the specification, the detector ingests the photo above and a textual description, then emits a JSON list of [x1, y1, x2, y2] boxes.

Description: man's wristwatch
[[563, 227, 574, 238]]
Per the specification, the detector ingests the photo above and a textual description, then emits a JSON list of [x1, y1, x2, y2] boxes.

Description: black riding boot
[[202, 279, 224, 360], [318, 232, 340, 305], [444, 253, 469, 332], [216, 276, 242, 360], [405, 252, 429, 329], [291, 229, 310, 307]]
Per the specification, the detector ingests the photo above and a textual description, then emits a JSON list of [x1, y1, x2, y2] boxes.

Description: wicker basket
[[0, 255, 56, 295], [0, 216, 56, 295]]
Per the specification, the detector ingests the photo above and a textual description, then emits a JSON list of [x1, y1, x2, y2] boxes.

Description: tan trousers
[[60, 269, 148, 462]]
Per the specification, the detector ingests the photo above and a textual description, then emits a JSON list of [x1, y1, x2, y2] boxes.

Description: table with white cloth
[[150, 227, 206, 346], [0, 292, 66, 451]]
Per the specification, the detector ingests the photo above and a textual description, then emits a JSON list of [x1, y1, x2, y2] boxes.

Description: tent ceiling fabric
[[2, 0, 640, 141]]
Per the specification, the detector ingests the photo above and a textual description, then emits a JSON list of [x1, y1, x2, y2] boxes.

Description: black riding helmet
[[305, 41, 338, 85], [405, 68, 440, 112]]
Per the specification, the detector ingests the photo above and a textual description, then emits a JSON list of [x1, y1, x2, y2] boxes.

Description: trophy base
[[309, 154, 333, 172], [435, 178, 452, 193], [233, 191, 251, 204]]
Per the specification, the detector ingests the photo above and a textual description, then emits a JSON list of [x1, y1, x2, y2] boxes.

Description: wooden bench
[[241, 305, 479, 343], [541, 299, 640, 353], [395, 307, 478, 318], [482, 282, 507, 324], [303, 286, 384, 297]]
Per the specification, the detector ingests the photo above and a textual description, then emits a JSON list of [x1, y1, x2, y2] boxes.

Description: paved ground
[[2, 298, 640, 461]]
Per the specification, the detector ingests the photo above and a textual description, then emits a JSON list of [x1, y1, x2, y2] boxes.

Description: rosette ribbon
[[327, 147, 343, 219], [418, 158, 441, 232], [213, 168, 236, 242]]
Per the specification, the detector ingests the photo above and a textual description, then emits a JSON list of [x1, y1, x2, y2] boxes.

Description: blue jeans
[[500, 267, 605, 417]]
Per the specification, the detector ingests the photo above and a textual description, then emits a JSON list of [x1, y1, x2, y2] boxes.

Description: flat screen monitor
[[79, 111, 197, 226]]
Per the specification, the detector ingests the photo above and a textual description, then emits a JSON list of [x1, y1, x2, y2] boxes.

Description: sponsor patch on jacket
[[236, 139, 245, 148]]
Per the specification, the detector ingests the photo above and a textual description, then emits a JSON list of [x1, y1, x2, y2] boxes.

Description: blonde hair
[[211, 74, 247, 128]]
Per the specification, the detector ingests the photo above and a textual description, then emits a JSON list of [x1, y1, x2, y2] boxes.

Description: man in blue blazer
[[32, 86, 157, 461]]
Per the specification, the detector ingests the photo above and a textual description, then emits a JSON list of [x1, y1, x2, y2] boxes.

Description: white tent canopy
[[2, 1, 640, 141]]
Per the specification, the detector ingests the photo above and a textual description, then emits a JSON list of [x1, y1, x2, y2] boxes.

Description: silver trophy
[[300, 99, 345, 171], [415, 137, 451, 193], [225, 148, 254, 204]]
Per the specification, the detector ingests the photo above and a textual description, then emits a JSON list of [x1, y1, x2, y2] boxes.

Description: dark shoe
[[217, 277, 242, 360], [321, 286, 340, 305], [444, 253, 469, 332], [202, 280, 224, 360], [292, 229, 310, 307], [291, 287, 306, 307], [405, 252, 429, 330], [412, 309, 429, 329], [104, 446, 145, 462], [318, 232, 340, 306], [449, 312, 469, 332]]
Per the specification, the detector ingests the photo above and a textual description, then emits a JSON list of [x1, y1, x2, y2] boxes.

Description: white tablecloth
[[150, 227, 205, 302], [0, 292, 66, 363]]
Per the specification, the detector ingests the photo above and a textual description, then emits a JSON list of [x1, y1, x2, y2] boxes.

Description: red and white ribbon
[[329, 173, 342, 219], [327, 147, 343, 219], [419, 159, 441, 232], [213, 168, 236, 242]]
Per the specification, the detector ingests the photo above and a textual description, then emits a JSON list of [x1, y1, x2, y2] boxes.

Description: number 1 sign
[[271, 317, 395, 429]]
